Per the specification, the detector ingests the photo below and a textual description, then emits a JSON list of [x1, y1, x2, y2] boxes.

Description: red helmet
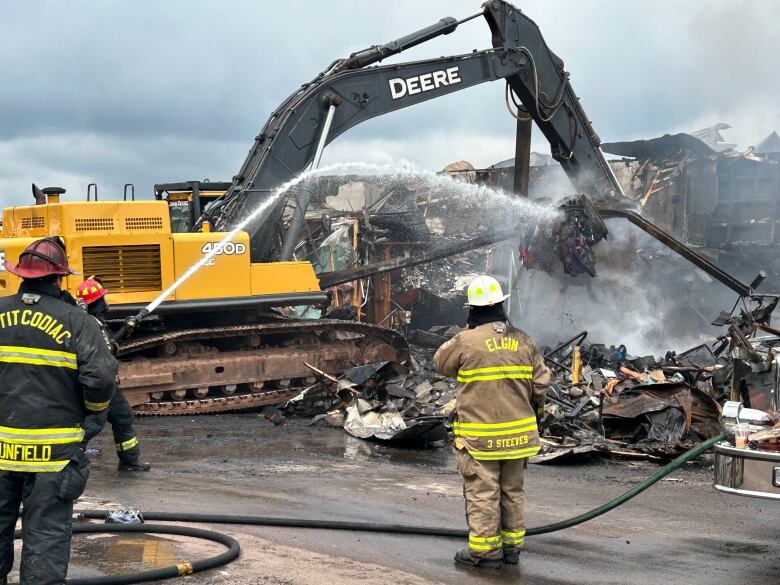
[[4, 237, 75, 279], [76, 278, 108, 305]]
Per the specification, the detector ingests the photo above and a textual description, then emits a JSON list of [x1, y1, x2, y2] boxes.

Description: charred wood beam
[[318, 229, 517, 289], [513, 117, 532, 197]]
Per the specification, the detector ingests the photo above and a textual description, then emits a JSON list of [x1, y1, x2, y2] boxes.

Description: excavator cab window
[[167, 197, 193, 233], [155, 182, 231, 234]]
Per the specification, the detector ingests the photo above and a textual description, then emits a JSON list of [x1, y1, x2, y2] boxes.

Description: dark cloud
[[1, 0, 778, 206]]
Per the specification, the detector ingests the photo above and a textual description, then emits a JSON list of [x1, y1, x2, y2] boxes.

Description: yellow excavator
[[1, 1, 751, 415], [0, 183, 413, 414]]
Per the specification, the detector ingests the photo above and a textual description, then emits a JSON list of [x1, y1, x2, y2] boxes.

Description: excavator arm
[[205, 0, 624, 261], [198, 0, 758, 303], [320, 198, 757, 299]]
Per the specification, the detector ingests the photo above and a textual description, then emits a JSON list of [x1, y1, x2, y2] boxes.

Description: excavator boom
[[205, 0, 624, 261]]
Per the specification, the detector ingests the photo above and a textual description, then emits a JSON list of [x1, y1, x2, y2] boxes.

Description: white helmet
[[466, 275, 510, 306]]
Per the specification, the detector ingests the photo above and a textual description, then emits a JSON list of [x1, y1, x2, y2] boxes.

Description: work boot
[[503, 548, 521, 564], [118, 461, 151, 472], [453, 548, 502, 570]]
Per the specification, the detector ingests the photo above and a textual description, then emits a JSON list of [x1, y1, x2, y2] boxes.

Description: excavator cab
[[154, 181, 230, 233]]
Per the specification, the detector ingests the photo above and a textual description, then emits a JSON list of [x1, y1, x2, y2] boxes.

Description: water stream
[[142, 161, 561, 316], [137, 158, 712, 355]]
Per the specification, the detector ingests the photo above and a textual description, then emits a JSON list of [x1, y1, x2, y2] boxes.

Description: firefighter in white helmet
[[434, 275, 550, 568]]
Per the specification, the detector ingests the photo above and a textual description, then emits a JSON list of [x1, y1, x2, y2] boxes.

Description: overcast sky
[[1, 0, 778, 206]]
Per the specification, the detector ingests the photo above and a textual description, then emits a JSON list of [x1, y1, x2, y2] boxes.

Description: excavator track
[[115, 319, 409, 416], [133, 389, 303, 416]]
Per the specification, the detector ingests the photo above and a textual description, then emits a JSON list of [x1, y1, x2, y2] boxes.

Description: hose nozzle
[[111, 308, 150, 343]]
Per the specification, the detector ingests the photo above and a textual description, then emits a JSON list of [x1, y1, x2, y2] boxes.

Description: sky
[[1, 0, 778, 206]]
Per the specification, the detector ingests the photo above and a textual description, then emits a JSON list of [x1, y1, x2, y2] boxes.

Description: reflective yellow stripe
[[0, 345, 77, 370], [453, 424, 537, 437], [468, 542, 502, 550], [0, 346, 76, 359], [0, 356, 77, 369], [501, 530, 526, 545], [453, 417, 536, 430], [458, 365, 533, 376], [468, 534, 502, 551], [457, 373, 532, 382], [117, 437, 138, 452], [537, 406, 545, 416], [457, 365, 534, 383], [469, 542, 501, 550], [0, 435, 83, 445], [0, 426, 83, 443], [0, 459, 69, 472], [0, 425, 84, 437], [85, 399, 110, 411], [468, 535, 502, 543], [470, 446, 540, 460]]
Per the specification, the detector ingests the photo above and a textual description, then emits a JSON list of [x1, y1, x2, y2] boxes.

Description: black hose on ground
[[78, 510, 468, 539], [14, 434, 720, 584], [11, 523, 240, 585], [76, 433, 727, 542]]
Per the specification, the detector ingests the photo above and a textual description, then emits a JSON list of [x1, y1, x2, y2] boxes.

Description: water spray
[[113, 159, 563, 338]]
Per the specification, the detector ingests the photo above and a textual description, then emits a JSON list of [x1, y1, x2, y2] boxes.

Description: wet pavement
[[24, 414, 778, 584]]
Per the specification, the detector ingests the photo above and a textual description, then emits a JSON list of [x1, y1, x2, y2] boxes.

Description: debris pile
[[276, 148, 780, 461], [285, 350, 454, 444], [535, 333, 723, 462], [535, 294, 780, 462], [601, 124, 780, 293], [278, 290, 780, 465]]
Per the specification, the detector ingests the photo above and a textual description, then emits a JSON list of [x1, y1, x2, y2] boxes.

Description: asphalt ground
[[10, 415, 778, 584]]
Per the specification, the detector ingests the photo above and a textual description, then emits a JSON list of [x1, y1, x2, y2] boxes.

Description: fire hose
[[7, 433, 725, 584]]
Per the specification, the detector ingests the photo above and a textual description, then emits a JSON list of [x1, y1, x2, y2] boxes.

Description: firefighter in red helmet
[[0, 237, 116, 585], [76, 277, 151, 473]]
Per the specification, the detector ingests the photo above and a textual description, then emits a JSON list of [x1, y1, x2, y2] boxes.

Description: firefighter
[[0, 237, 116, 585], [433, 275, 550, 569], [76, 278, 151, 472]]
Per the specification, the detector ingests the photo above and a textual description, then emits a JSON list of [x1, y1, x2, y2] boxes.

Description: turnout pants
[[107, 391, 141, 465], [456, 449, 526, 560], [0, 455, 89, 585]]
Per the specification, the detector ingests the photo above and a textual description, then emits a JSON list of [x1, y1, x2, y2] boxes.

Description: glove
[[124, 315, 138, 333], [110, 315, 138, 343], [111, 309, 149, 343], [535, 404, 545, 428]]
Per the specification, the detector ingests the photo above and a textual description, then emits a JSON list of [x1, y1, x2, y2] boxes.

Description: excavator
[[0, 0, 759, 415]]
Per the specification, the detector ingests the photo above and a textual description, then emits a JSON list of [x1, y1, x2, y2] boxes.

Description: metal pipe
[[338, 16, 460, 71], [312, 103, 337, 169], [280, 101, 338, 261], [598, 208, 752, 297], [191, 181, 202, 221], [319, 228, 518, 289]]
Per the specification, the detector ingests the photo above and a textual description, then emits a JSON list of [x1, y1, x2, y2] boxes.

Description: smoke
[[511, 216, 735, 357], [305, 160, 741, 357]]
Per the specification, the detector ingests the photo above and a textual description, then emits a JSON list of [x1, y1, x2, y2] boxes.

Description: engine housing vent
[[125, 217, 164, 231], [82, 245, 162, 293], [75, 218, 114, 232], [20, 217, 45, 229]]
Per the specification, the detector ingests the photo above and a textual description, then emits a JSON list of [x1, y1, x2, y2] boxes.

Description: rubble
[[285, 287, 780, 464], [285, 349, 453, 445], [530, 292, 780, 462], [274, 131, 780, 462]]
